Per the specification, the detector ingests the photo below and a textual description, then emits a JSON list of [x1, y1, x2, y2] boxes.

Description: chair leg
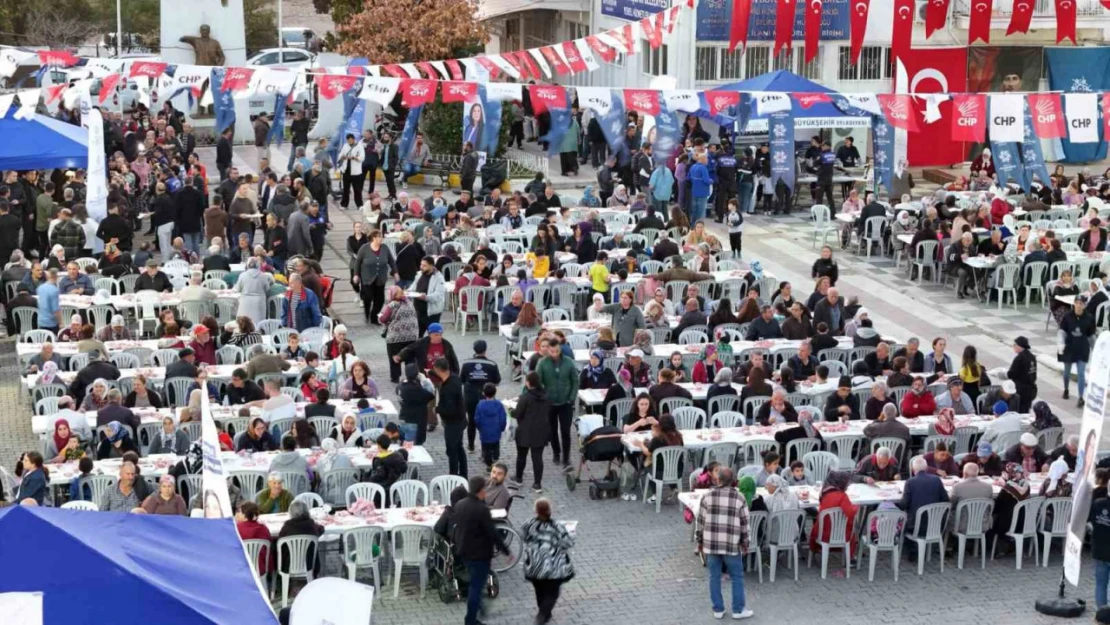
[[821, 545, 829, 579], [419, 563, 427, 599], [393, 560, 402, 598], [1015, 536, 1024, 570], [868, 546, 876, 582], [769, 547, 777, 582], [1043, 535, 1050, 568], [893, 547, 900, 582], [282, 573, 290, 608], [917, 542, 925, 575], [957, 536, 965, 570], [793, 546, 799, 582]]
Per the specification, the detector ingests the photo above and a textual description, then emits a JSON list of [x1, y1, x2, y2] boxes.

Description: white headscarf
[[896, 211, 910, 226], [765, 474, 800, 513], [1046, 456, 1070, 493]]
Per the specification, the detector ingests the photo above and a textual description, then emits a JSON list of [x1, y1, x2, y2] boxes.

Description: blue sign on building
[[697, 0, 851, 43], [601, 0, 668, 21]]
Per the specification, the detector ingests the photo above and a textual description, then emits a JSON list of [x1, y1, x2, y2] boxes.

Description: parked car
[[246, 48, 316, 71], [280, 27, 317, 49]]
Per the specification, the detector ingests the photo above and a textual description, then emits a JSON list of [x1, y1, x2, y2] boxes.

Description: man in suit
[[949, 462, 993, 533], [379, 132, 399, 200], [898, 456, 950, 548], [812, 287, 846, 335]]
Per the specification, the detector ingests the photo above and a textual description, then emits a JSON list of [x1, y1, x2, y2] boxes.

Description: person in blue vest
[[282, 273, 321, 331]]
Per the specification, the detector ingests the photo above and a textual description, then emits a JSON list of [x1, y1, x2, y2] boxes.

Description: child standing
[[726, 198, 743, 259], [474, 383, 508, 470]]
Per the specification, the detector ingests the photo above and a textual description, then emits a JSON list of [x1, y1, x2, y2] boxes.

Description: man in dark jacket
[[135, 259, 173, 292], [216, 128, 233, 181], [50, 208, 86, 260], [898, 457, 949, 540], [460, 340, 502, 452], [434, 358, 468, 478], [745, 305, 783, 340], [1061, 297, 1096, 407], [0, 201, 21, 266], [379, 132, 400, 200], [176, 176, 206, 256], [459, 142, 480, 196], [96, 204, 134, 251], [714, 145, 737, 222], [633, 143, 653, 194], [597, 155, 617, 206], [823, 377, 859, 421], [855, 191, 886, 237], [812, 287, 846, 335], [397, 363, 436, 445], [396, 327, 460, 374], [453, 476, 509, 625], [69, 353, 121, 404], [1008, 336, 1037, 413], [651, 232, 680, 263]]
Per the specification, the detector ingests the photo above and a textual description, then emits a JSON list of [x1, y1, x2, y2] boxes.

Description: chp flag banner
[[1064, 94, 1100, 144], [988, 94, 1024, 144], [200, 393, 233, 518], [1065, 331, 1110, 586], [82, 106, 108, 221], [950, 94, 986, 143], [1046, 46, 1110, 162]]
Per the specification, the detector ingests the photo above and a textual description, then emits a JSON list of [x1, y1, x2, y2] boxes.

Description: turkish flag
[[316, 75, 359, 100], [704, 90, 740, 117], [441, 81, 477, 104], [539, 47, 569, 75], [416, 61, 437, 80], [624, 89, 661, 116], [774, 0, 794, 57], [850, 0, 870, 65], [99, 74, 122, 104], [446, 59, 464, 81], [925, 0, 951, 39], [1029, 94, 1067, 138], [220, 67, 254, 92], [381, 64, 407, 79], [400, 79, 437, 108], [804, 0, 822, 65], [878, 94, 919, 132], [728, 0, 752, 53], [475, 56, 502, 80], [587, 35, 618, 63], [897, 47, 968, 165], [891, 0, 915, 66], [36, 50, 77, 67], [794, 93, 831, 109], [1007, 0, 1033, 35], [950, 94, 987, 143], [1056, 0, 1077, 44], [641, 13, 664, 49], [562, 42, 588, 73], [969, 0, 992, 44], [129, 61, 167, 79], [529, 84, 568, 115]]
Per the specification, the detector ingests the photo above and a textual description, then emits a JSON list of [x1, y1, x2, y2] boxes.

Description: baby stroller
[[430, 535, 500, 603], [565, 415, 625, 499]]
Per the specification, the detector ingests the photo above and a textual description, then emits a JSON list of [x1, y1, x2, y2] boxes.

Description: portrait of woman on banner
[[1070, 428, 1100, 538], [464, 101, 486, 153]]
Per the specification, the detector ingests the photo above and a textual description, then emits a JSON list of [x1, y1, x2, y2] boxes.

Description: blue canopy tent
[[0, 112, 88, 170], [0, 506, 277, 625], [715, 70, 869, 131]]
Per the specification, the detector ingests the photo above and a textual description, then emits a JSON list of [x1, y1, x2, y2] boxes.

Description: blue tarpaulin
[[716, 70, 862, 124], [0, 112, 88, 170], [0, 506, 277, 625]]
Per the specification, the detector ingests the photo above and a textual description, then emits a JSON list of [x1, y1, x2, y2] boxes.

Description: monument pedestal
[[160, 0, 252, 143]]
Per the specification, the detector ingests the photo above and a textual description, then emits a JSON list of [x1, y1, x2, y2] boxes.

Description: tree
[[335, 0, 486, 64], [0, 0, 98, 47]]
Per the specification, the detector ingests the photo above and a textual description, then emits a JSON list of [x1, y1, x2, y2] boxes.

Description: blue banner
[[599, 91, 630, 166], [871, 115, 894, 196], [266, 95, 287, 146], [769, 109, 794, 193], [653, 101, 683, 159], [328, 80, 363, 165], [1045, 47, 1110, 163], [991, 141, 1026, 190], [398, 105, 423, 164], [209, 68, 236, 134], [1021, 104, 1053, 193], [601, 0, 666, 21], [697, 0, 851, 43], [544, 107, 573, 156], [480, 87, 503, 155]]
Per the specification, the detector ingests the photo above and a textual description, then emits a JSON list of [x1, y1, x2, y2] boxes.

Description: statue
[[180, 24, 226, 66]]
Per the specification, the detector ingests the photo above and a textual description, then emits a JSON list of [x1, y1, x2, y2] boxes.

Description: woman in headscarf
[[692, 345, 723, 384], [1086, 278, 1108, 317], [1030, 400, 1062, 432], [737, 475, 766, 512], [992, 463, 1031, 552], [579, 350, 615, 391], [97, 420, 137, 459], [36, 361, 60, 387], [1040, 456, 1073, 498], [586, 293, 607, 321], [233, 257, 274, 321], [141, 474, 189, 515], [890, 210, 916, 255], [643, 300, 667, 329], [932, 407, 956, 437], [148, 415, 190, 455], [316, 439, 354, 501], [764, 473, 800, 514], [580, 185, 601, 208], [329, 413, 363, 448], [607, 184, 630, 208], [706, 367, 738, 404], [810, 470, 858, 557], [80, 379, 111, 412], [844, 307, 868, 338], [45, 419, 80, 462], [602, 367, 635, 408], [632, 329, 654, 356]]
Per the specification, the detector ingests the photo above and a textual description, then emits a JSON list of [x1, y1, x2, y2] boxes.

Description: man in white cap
[[96, 315, 132, 341], [1003, 432, 1050, 474], [981, 380, 1021, 415], [620, 349, 651, 387], [58, 314, 83, 342]]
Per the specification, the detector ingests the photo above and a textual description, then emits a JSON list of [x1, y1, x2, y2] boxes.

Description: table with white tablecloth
[[22, 360, 326, 390], [260, 505, 506, 535], [59, 289, 241, 311]]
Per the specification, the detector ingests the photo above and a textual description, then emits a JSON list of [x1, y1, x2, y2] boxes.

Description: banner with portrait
[[967, 46, 1042, 94], [461, 85, 502, 156]]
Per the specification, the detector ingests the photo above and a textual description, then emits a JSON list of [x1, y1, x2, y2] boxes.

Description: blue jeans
[[706, 553, 746, 614], [181, 232, 202, 256], [1064, 359, 1087, 396], [1096, 558, 1110, 608], [738, 181, 754, 214], [463, 558, 491, 625], [401, 162, 420, 183], [691, 196, 708, 224]]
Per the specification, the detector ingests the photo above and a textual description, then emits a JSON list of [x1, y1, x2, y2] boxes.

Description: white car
[[280, 27, 317, 50], [246, 48, 315, 71]]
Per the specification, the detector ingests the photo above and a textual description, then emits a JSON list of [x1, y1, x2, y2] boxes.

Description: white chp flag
[[85, 58, 125, 77], [83, 107, 108, 221], [575, 40, 599, 72], [485, 82, 522, 102], [399, 63, 421, 79], [253, 68, 298, 98], [662, 90, 701, 113], [359, 77, 400, 106], [430, 60, 450, 80], [577, 87, 613, 117], [0, 47, 34, 78], [753, 92, 791, 115], [1064, 93, 1099, 144], [1065, 331, 1110, 586], [527, 49, 552, 80], [14, 89, 39, 120], [171, 64, 210, 99], [460, 58, 484, 82], [988, 94, 1024, 143], [843, 93, 881, 115], [200, 392, 234, 518], [488, 54, 519, 80], [63, 79, 93, 111]]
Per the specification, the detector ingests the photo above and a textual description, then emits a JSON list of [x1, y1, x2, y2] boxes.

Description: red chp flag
[[587, 35, 618, 63], [129, 61, 167, 79], [774, 0, 794, 56], [1056, 0, 1077, 44], [950, 94, 986, 142], [612, 24, 637, 55], [518, 51, 543, 80], [641, 12, 664, 49], [540, 47, 569, 75], [475, 56, 502, 79], [925, 0, 951, 39], [969, 0, 992, 44], [416, 61, 437, 79], [381, 64, 407, 79], [528, 84, 568, 115], [624, 89, 661, 116], [502, 51, 528, 80], [804, 0, 822, 64], [44, 84, 66, 105], [705, 90, 740, 117], [37, 50, 77, 67], [221, 67, 254, 92], [1029, 94, 1066, 138], [1007, 0, 1033, 35], [317, 75, 359, 100], [400, 79, 437, 108], [729, 0, 752, 52], [850, 0, 870, 64], [446, 59, 464, 80], [562, 42, 588, 73], [441, 81, 477, 104], [877, 94, 919, 132], [891, 0, 914, 66], [794, 92, 831, 109], [1104, 93, 1110, 139], [99, 74, 122, 104]]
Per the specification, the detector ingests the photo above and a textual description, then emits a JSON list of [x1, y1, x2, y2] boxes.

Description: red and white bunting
[[475, 56, 502, 80], [398, 63, 421, 79], [441, 81, 477, 104], [36, 50, 77, 67], [44, 83, 66, 105], [358, 77, 400, 107], [129, 61, 168, 79], [416, 61, 437, 80], [662, 90, 701, 113], [528, 84, 568, 115], [1103, 93, 1110, 141], [528, 49, 552, 79], [487, 54, 519, 80], [877, 94, 919, 132], [381, 64, 407, 79], [794, 92, 831, 109], [587, 35, 618, 63], [575, 40, 600, 72], [99, 73, 122, 104], [317, 74, 359, 100], [704, 90, 740, 117], [624, 88, 661, 116], [949, 94, 986, 142], [540, 46, 569, 75], [1064, 94, 1099, 143], [562, 41, 588, 74], [640, 12, 665, 49], [1028, 94, 1066, 139], [221, 67, 254, 92], [429, 61, 450, 80], [15, 89, 39, 119], [400, 79, 437, 108], [664, 5, 682, 34], [446, 59, 464, 81]]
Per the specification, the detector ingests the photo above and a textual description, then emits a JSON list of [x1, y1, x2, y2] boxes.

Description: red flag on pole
[[1007, 0, 1033, 35], [1028, 94, 1067, 138], [804, 0, 822, 65], [969, 0, 992, 44], [37, 50, 77, 67], [877, 94, 919, 132], [891, 0, 914, 66], [705, 90, 740, 117], [129, 61, 167, 79], [381, 64, 407, 78], [1056, 0, 1077, 44], [728, 0, 752, 53], [316, 75, 359, 100], [624, 89, 661, 116], [850, 0, 870, 65], [446, 60, 464, 80], [773, 0, 794, 57], [950, 94, 986, 143], [441, 81, 477, 104], [562, 42, 588, 73], [925, 0, 951, 39]]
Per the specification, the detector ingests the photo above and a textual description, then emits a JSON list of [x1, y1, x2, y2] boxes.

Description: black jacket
[[513, 387, 551, 448], [1090, 496, 1110, 562], [398, 379, 435, 425], [437, 374, 466, 425], [69, 361, 121, 404], [1078, 228, 1108, 253], [202, 255, 232, 273], [216, 136, 233, 168], [398, 337, 460, 374], [369, 449, 408, 490], [175, 186, 206, 234], [1060, 310, 1095, 362], [652, 238, 680, 262], [892, 348, 925, 373], [97, 214, 134, 251], [460, 357, 502, 397], [1008, 348, 1038, 388], [0, 213, 19, 253], [395, 242, 425, 283], [823, 392, 860, 421], [452, 494, 508, 561], [812, 296, 846, 335], [136, 271, 173, 293], [811, 258, 839, 286]]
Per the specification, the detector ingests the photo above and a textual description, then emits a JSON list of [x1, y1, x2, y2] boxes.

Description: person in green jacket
[[536, 341, 579, 467], [256, 471, 294, 514], [36, 183, 57, 256], [558, 109, 581, 177]]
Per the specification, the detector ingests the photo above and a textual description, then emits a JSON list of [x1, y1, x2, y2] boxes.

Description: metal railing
[[953, 0, 1105, 17], [428, 150, 545, 180]]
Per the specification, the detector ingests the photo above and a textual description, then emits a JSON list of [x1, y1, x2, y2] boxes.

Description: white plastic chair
[[429, 475, 468, 504], [767, 509, 805, 582], [390, 524, 433, 598], [82, 475, 117, 507], [343, 526, 385, 598], [456, 286, 489, 335], [231, 470, 267, 503], [276, 535, 319, 607], [671, 406, 706, 431], [642, 446, 685, 513], [992, 496, 1044, 570], [802, 451, 839, 486], [1039, 497, 1073, 567], [860, 508, 905, 582], [912, 241, 939, 283], [709, 411, 744, 429], [785, 438, 820, 467], [346, 482, 387, 509], [905, 502, 950, 575], [993, 264, 1021, 310], [389, 479, 429, 508], [242, 538, 271, 594], [61, 500, 99, 510], [953, 498, 994, 570], [293, 492, 325, 509], [276, 471, 309, 498], [809, 507, 851, 579], [811, 205, 833, 248]]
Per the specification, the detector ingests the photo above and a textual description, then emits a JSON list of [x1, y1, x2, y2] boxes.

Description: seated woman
[[579, 350, 616, 391], [992, 463, 1031, 553], [643, 300, 667, 329], [691, 345, 723, 384], [299, 371, 327, 405], [775, 406, 823, 454], [706, 367, 738, 403], [586, 293, 608, 321], [141, 474, 189, 515], [1039, 457, 1073, 498], [635, 415, 684, 502], [315, 439, 355, 501], [809, 470, 859, 558], [662, 352, 690, 384], [326, 414, 360, 449], [236, 418, 278, 452], [124, 374, 164, 409], [601, 368, 636, 410], [76, 324, 108, 361], [97, 421, 138, 460], [368, 433, 409, 491], [739, 367, 773, 405], [14, 452, 49, 505], [290, 420, 321, 450], [257, 471, 294, 514], [339, 360, 379, 400], [622, 393, 658, 434], [148, 416, 191, 456], [738, 475, 767, 513], [223, 316, 264, 348], [236, 502, 273, 575], [45, 419, 84, 463], [1051, 269, 1080, 325], [707, 297, 738, 332], [278, 501, 325, 576], [80, 378, 111, 412]]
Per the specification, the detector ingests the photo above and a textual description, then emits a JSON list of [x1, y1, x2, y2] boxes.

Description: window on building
[[837, 46, 891, 81], [720, 48, 744, 80], [696, 46, 718, 82], [641, 41, 668, 76], [608, 52, 625, 68], [772, 48, 793, 72], [504, 19, 521, 51], [795, 46, 823, 82], [744, 46, 770, 79], [566, 21, 589, 41]]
